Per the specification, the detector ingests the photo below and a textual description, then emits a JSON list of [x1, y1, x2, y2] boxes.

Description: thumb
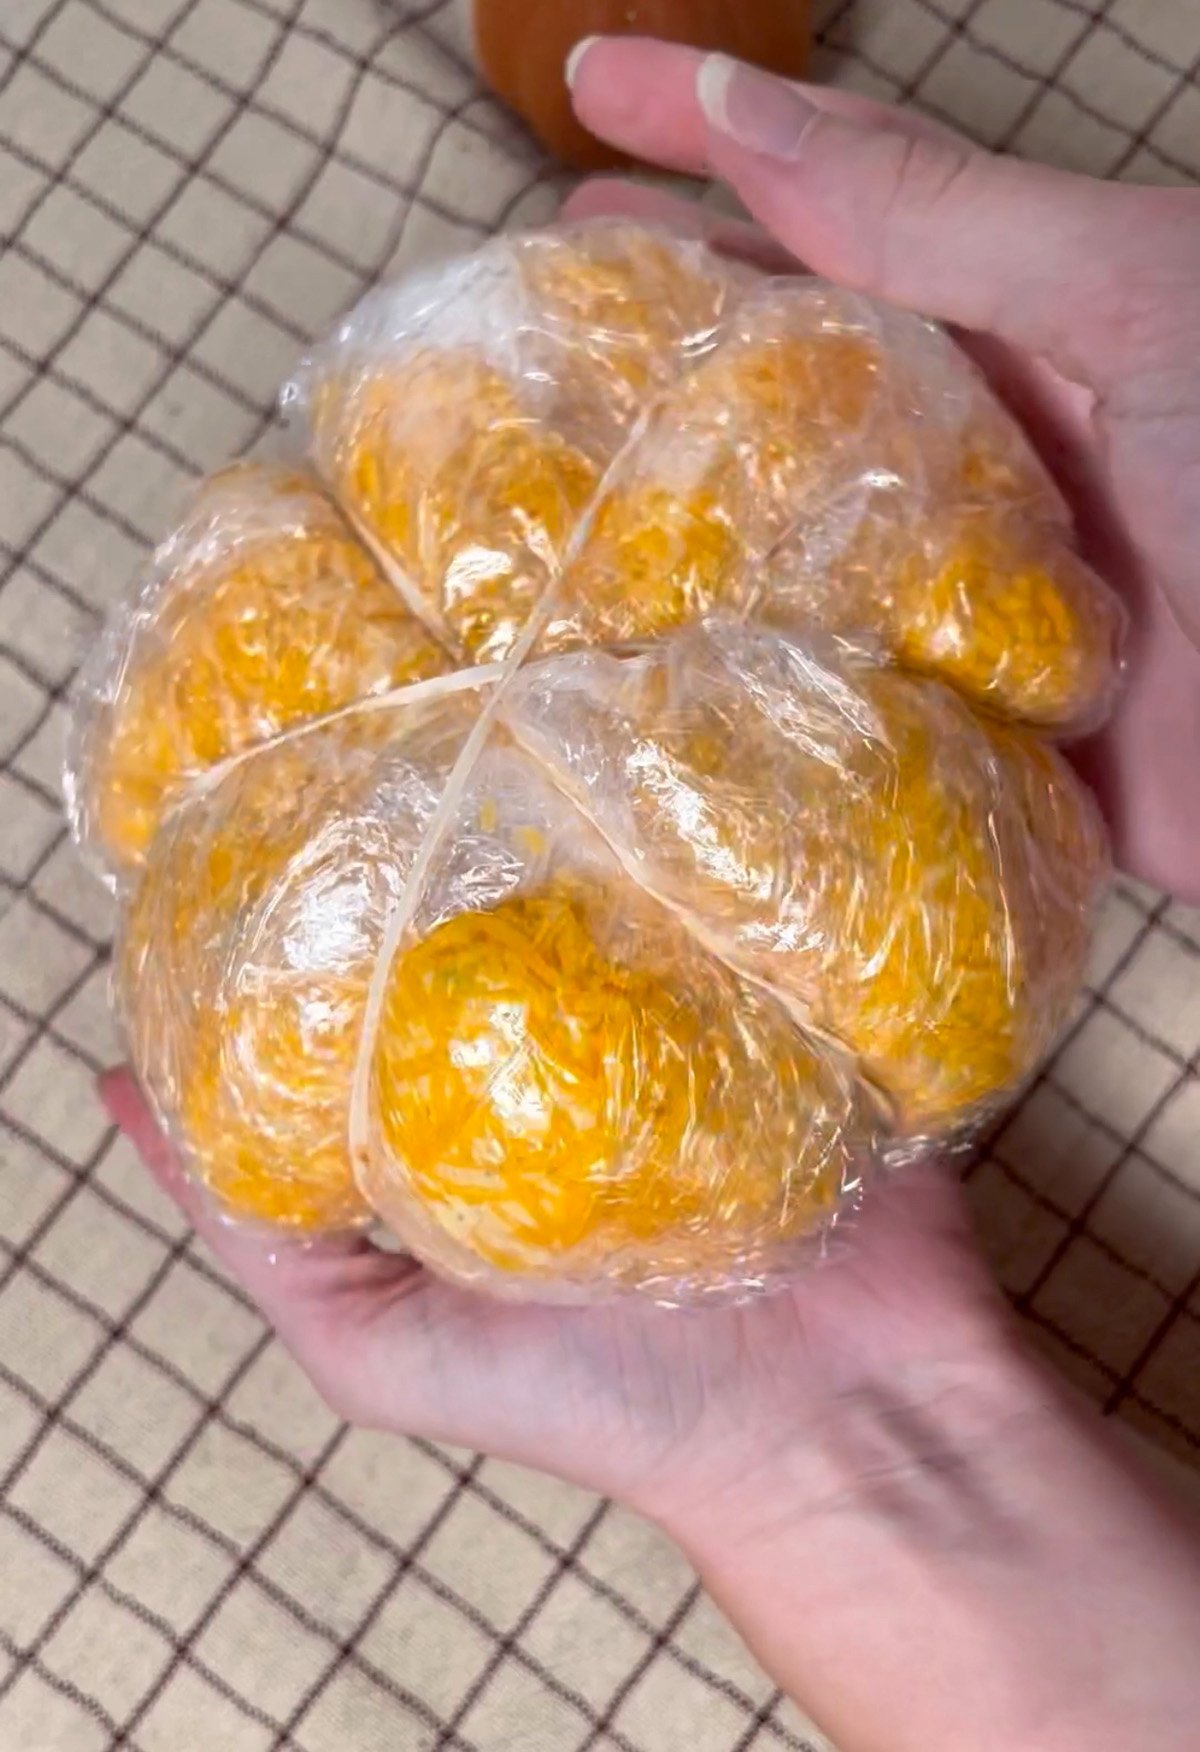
[[694, 53, 1137, 378]]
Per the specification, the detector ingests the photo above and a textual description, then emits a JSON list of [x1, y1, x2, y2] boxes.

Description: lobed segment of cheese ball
[[307, 349, 598, 663], [293, 223, 739, 665], [549, 278, 1121, 731], [506, 624, 1108, 1133], [358, 748, 871, 1301], [67, 461, 449, 885], [119, 691, 475, 1233]]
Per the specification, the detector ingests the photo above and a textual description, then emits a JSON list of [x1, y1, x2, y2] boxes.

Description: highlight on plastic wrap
[[65, 461, 450, 887]]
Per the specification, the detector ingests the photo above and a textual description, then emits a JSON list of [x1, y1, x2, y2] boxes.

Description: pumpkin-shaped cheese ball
[[506, 625, 1108, 1131], [66, 461, 448, 884], [120, 689, 476, 1232], [357, 746, 871, 1299]]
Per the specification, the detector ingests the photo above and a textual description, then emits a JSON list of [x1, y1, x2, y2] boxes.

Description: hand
[[566, 38, 1200, 907], [100, 1066, 1007, 1524]]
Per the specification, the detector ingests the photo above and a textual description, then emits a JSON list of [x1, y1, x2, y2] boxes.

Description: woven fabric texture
[[1, 1, 1198, 1747]]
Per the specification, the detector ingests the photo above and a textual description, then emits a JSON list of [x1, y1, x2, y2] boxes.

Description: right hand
[[565, 37, 1200, 904]]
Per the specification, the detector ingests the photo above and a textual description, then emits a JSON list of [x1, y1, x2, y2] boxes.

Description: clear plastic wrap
[[548, 281, 1123, 731], [286, 223, 739, 664], [65, 461, 450, 885], [70, 218, 1121, 1303], [505, 622, 1109, 1133], [352, 738, 873, 1301], [119, 682, 480, 1233]]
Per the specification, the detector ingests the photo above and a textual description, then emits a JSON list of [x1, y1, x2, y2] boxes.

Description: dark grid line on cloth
[[0, 1502, 291, 1745], [62, 0, 525, 252], [0, 10, 308, 598], [0, 0, 78, 103], [1109, 40, 1200, 179], [406, 1439, 818, 1738], [1104, 1256, 1200, 1416], [1013, 1042, 1200, 1318], [903, 0, 1200, 178], [0, 36, 549, 590], [987, 0, 1122, 156], [975, 1147, 1200, 1310], [0, 1278, 275, 1716], [6, 19, 485, 295], [965, 895, 1172, 1182], [573, 1582, 703, 1752], [819, 0, 1200, 184], [426, 1498, 614, 1752], [0, 1240, 780, 1748], [0, 0, 219, 396], [0, 1112, 261, 1320], [0, 1622, 127, 1745]]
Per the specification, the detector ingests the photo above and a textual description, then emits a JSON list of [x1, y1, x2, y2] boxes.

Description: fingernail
[[565, 35, 599, 90], [697, 53, 816, 160]]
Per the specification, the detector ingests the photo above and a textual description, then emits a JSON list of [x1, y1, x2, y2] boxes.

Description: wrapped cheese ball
[[353, 741, 872, 1300], [68, 219, 1121, 1305], [66, 461, 449, 884], [506, 623, 1108, 1131], [551, 280, 1122, 731], [288, 224, 736, 663], [120, 684, 478, 1232]]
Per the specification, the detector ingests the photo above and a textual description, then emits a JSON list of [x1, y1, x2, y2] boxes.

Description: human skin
[[102, 38, 1200, 1752]]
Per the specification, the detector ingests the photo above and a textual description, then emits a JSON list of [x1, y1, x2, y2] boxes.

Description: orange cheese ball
[[120, 699, 471, 1233], [363, 875, 866, 1296], [309, 351, 598, 663], [85, 463, 448, 879], [506, 630, 1107, 1131]]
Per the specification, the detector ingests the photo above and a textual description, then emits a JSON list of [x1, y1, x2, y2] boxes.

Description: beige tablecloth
[[1, 1, 1199, 1746]]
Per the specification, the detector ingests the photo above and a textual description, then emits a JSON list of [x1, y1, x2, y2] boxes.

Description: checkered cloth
[[1, 0, 1198, 1746]]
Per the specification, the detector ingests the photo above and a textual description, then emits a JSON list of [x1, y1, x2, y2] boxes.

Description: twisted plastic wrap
[[70, 220, 1120, 1301], [65, 461, 449, 885]]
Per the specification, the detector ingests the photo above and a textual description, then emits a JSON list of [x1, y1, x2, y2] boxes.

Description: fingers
[[566, 35, 961, 177], [567, 37, 1138, 371]]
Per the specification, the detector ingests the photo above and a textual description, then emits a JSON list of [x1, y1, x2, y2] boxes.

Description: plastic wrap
[[71, 218, 1120, 1303], [548, 281, 1122, 731], [506, 623, 1109, 1133], [286, 223, 739, 664], [353, 739, 872, 1300], [119, 682, 479, 1232], [65, 461, 450, 885]]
